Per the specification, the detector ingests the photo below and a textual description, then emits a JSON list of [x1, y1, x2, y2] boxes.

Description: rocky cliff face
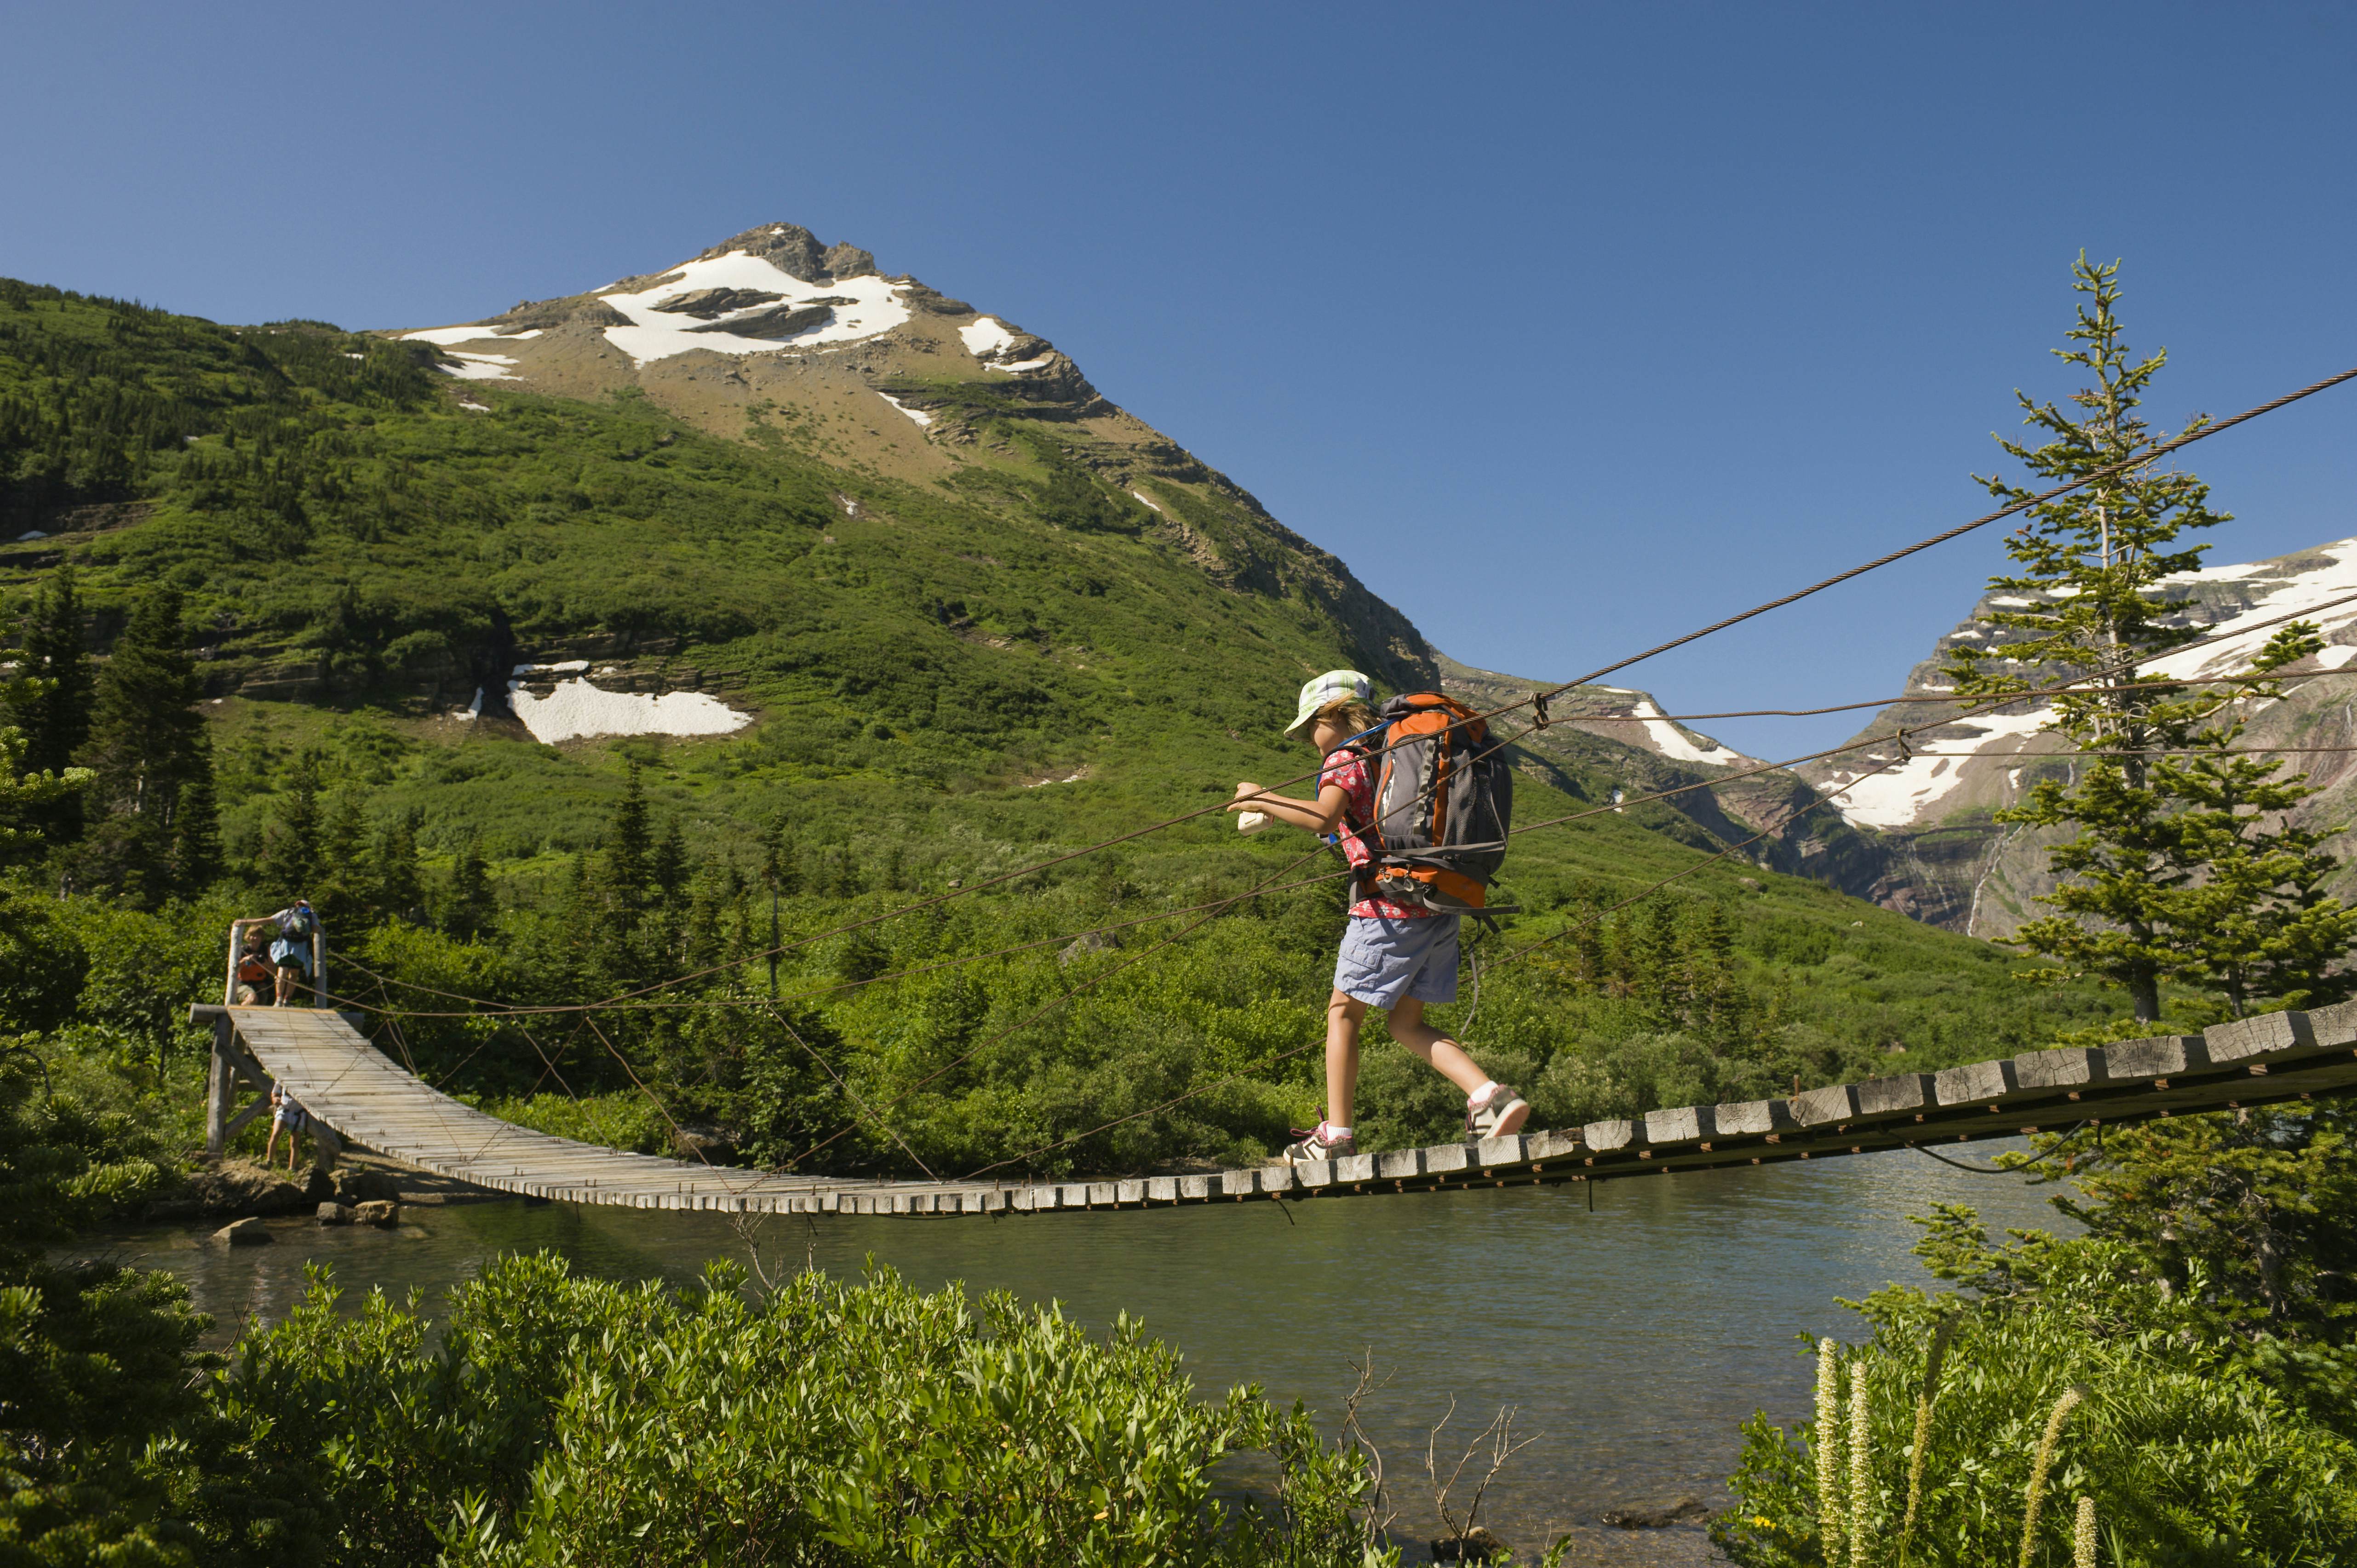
[[1798, 536, 2357, 935]]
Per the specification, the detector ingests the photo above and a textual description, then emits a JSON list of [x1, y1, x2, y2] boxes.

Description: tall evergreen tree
[[439, 833, 498, 940], [18, 567, 92, 778], [70, 587, 205, 905], [168, 731, 222, 893], [1949, 258, 2357, 1024], [266, 751, 326, 898], [372, 813, 424, 927]]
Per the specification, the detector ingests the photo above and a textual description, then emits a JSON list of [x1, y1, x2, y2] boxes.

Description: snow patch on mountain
[[959, 317, 1016, 356], [1821, 708, 2051, 828], [441, 353, 519, 381], [878, 392, 933, 429], [402, 326, 543, 345], [2151, 538, 2357, 680], [507, 677, 750, 745], [597, 250, 912, 365], [1629, 698, 1753, 765]]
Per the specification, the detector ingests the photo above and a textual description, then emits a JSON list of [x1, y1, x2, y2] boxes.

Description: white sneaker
[[1467, 1085, 1529, 1139]]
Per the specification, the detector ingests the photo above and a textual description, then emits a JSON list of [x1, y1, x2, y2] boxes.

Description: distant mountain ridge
[[1797, 536, 2357, 935]]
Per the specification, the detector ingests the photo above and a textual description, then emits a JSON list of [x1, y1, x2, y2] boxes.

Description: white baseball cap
[[1284, 669, 1373, 737]]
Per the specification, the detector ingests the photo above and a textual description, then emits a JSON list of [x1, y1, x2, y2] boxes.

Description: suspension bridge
[[186, 363, 2357, 1219], [194, 996, 2357, 1218]]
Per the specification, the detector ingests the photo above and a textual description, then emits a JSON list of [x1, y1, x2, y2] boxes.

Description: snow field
[[958, 317, 1016, 357], [877, 392, 933, 428], [1823, 708, 2052, 829], [596, 250, 912, 365], [507, 676, 750, 746], [400, 326, 542, 345]]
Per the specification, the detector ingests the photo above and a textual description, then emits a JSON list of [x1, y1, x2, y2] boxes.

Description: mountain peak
[[685, 224, 878, 285]]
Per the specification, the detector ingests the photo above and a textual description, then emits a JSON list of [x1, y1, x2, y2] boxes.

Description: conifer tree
[[440, 833, 498, 939], [70, 587, 206, 904], [266, 752, 325, 897], [1950, 258, 2357, 1023], [168, 732, 222, 893], [372, 813, 424, 927], [18, 567, 91, 778], [603, 766, 654, 924]]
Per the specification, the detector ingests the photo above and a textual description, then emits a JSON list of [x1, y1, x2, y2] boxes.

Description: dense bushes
[[1717, 1104, 2357, 1567]]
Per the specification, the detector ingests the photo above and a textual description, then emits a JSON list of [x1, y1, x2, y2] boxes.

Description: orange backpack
[[1348, 692, 1514, 914]]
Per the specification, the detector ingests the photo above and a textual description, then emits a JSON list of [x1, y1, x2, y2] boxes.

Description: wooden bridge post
[[205, 1013, 237, 1157]]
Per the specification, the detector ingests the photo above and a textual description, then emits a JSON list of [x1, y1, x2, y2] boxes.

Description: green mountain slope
[[0, 246, 2116, 1176]]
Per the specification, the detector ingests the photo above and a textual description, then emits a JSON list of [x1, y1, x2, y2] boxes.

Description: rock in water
[[1599, 1497, 1709, 1529], [316, 1202, 356, 1225], [211, 1216, 271, 1246], [1430, 1528, 1509, 1562], [354, 1200, 399, 1228]]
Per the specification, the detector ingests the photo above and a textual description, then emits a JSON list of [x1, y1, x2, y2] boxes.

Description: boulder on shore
[[331, 1168, 403, 1204], [316, 1202, 356, 1225], [354, 1200, 399, 1228], [149, 1161, 309, 1222], [211, 1216, 271, 1247]]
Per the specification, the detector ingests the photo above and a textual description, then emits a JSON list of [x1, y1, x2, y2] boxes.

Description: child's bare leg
[[1325, 990, 1367, 1128], [264, 1126, 280, 1166], [1384, 999, 1491, 1096]]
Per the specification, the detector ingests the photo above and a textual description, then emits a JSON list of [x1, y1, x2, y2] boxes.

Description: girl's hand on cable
[[1228, 782, 1266, 812]]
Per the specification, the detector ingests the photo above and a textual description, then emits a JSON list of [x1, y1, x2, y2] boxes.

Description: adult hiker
[[264, 1081, 308, 1172], [269, 898, 318, 1007], [1229, 670, 1529, 1163]]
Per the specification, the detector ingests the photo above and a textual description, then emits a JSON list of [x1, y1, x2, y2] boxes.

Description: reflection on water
[[98, 1147, 2073, 1565]]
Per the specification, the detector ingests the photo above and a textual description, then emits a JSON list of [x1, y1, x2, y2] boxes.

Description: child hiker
[[1230, 670, 1529, 1162]]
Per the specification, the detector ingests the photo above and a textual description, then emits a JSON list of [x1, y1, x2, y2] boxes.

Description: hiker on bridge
[[268, 899, 318, 1007], [233, 931, 275, 1005], [1230, 670, 1529, 1164]]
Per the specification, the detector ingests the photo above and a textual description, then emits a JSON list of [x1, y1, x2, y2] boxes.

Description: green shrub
[[202, 1254, 1376, 1567]]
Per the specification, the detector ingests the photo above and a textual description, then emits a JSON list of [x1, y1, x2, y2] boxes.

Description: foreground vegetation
[[0, 1043, 1375, 1566], [1717, 1103, 2357, 1567]]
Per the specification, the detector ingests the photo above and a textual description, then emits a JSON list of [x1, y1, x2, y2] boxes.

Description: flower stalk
[[1816, 1338, 1846, 1563], [1847, 1369, 1873, 1568], [2019, 1384, 2087, 1568]]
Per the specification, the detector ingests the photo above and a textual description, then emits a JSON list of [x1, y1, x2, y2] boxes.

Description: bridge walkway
[[193, 1001, 2357, 1219]]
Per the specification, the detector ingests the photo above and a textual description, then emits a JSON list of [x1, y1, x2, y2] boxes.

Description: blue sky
[[6, 2, 2354, 755]]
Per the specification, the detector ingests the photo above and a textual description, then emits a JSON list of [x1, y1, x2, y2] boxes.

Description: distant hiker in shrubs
[[1230, 670, 1527, 1162], [269, 899, 317, 1007], [233, 933, 275, 1005], [264, 1081, 308, 1171]]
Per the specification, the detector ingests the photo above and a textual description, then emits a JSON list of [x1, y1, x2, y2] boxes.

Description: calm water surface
[[103, 1149, 2071, 1565]]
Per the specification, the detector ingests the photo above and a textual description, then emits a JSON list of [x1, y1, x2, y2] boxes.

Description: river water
[[103, 1148, 2070, 1565]]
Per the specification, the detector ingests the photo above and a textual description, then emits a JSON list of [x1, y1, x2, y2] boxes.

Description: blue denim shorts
[[1334, 914, 1460, 1008]]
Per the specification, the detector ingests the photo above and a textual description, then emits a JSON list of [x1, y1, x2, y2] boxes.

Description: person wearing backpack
[[233, 933, 276, 1005], [1229, 670, 1529, 1163], [268, 899, 318, 1007]]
